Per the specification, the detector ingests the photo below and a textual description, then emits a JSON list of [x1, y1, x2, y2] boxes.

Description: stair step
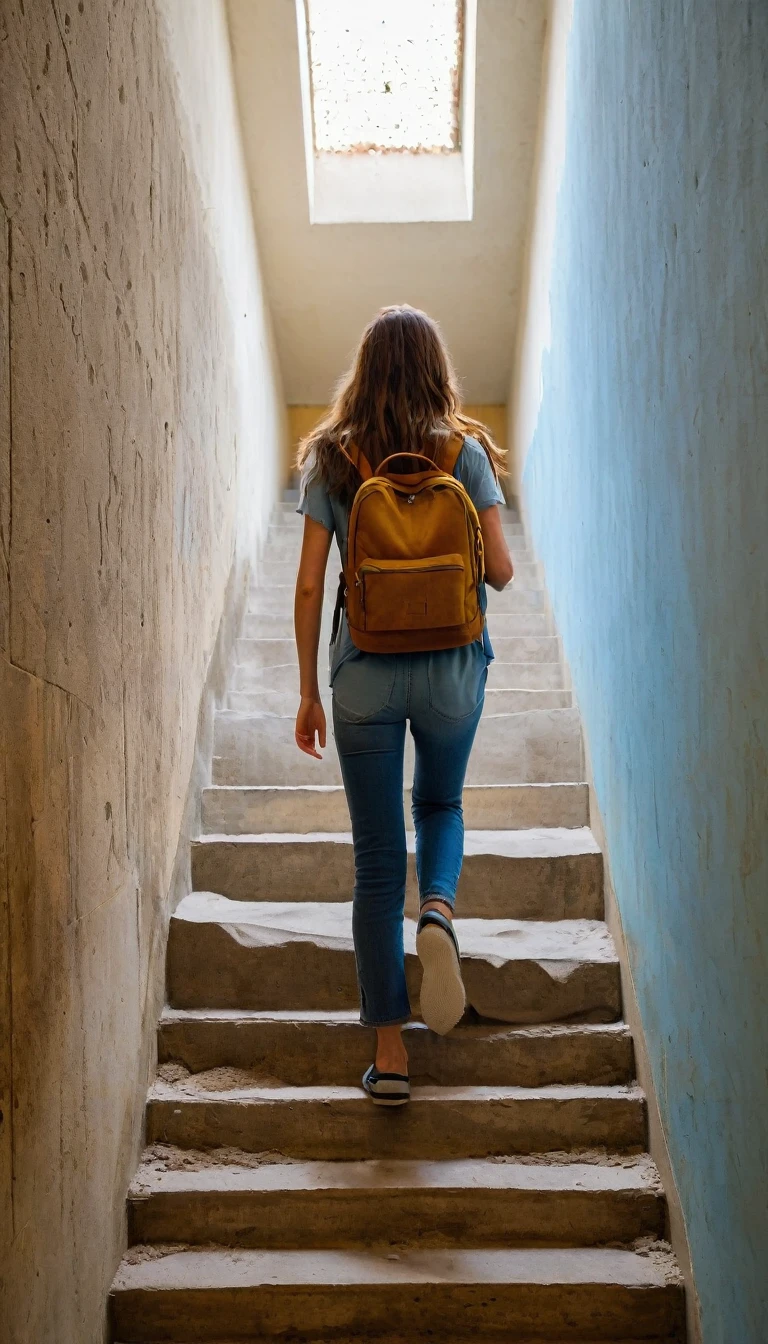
[[212, 707, 582, 787], [128, 1154, 665, 1249], [190, 827, 603, 919], [158, 1011, 635, 1087], [234, 634, 559, 669], [167, 898, 620, 1021], [110, 1245, 683, 1342], [201, 782, 589, 834], [145, 1080, 646, 1158]]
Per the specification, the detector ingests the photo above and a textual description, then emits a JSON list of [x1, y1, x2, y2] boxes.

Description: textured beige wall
[[0, 3, 283, 1340], [227, 0, 547, 405]]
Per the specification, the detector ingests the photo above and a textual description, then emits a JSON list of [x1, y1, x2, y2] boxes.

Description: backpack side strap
[[339, 439, 373, 481], [440, 431, 465, 477]]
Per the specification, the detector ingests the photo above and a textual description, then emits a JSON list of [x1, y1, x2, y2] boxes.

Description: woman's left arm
[[294, 515, 333, 758]]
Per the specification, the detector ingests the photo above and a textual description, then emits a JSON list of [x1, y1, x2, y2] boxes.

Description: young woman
[[293, 305, 514, 1106]]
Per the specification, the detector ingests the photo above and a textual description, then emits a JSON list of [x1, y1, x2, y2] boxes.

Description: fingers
[[295, 730, 322, 760], [319, 718, 327, 749]]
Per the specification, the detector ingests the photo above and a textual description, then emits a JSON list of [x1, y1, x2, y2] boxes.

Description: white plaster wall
[[0, 2, 283, 1339], [226, 0, 547, 404], [508, 0, 572, 493]]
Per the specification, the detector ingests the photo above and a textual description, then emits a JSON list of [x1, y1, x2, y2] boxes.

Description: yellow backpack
[[339, 434, 486, 654]]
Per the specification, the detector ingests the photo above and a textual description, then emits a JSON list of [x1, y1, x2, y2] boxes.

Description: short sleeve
[[297, 455, 335, 533], [456, 436, 505, 512]]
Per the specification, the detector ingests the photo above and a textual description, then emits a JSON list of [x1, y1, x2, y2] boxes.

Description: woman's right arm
[[294, 515, 333, 758], [478, 505, 514, 590]]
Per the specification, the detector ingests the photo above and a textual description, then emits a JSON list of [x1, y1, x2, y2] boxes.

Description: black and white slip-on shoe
[[416, 908, 466, 1036], [362, 1063, 410, 1107]]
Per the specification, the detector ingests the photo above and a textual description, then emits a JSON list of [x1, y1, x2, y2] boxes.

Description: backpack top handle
[[340, 431, 465, 483]]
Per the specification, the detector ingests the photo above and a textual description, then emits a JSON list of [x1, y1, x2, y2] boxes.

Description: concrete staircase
[[110, 506, 686, 1342]]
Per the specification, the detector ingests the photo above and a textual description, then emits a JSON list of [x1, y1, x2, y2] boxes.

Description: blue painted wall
[[523, 3, 767, 1339]]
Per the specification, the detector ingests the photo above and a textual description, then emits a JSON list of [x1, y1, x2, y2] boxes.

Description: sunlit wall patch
[[296, 0, 477, 223]]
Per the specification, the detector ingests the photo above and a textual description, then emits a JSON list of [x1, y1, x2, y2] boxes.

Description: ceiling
[[226, 0, 547, 405]]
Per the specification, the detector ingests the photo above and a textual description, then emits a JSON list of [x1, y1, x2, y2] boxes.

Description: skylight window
[[307, 0, 462, 155], [296, 0, 476, 224]]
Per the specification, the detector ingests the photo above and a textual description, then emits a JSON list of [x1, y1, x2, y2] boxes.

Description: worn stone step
[[227, 658, 566, 694], [110, 1245, 683, 1342], [235, 634, 559, 670], [225, 685, 571, 715], [127, 1153, 664, 1250], [145, 1078, 646, 1158], [190, 828, 603, 920], [201, 782, 589, 835], [212, 707, 582, 787], [248, 581, 546, 615], [241, 610, 551, 640], [167, 897, 619, 1022], [158, 1011, 634, 1087]]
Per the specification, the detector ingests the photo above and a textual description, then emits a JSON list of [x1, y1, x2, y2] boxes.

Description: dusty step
[[146, 1078, 646, 1159], [158, 1011, 635, 1087], [128, 1153, 665, 1250], [234, 634, 559, 669], [201, 782, 589, 834], [227, 658, 567, 694], [110, 1245, 683, 1342], [225, 686, 571, 715], [190, 828, 603, 920], [212, 707, 582, 787], [167, 897, 620, 1022], [241, 610, 551, 640]]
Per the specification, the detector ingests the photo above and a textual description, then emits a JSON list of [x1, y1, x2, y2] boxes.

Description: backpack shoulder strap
[[439, 431, 465, 478], [339, 439, 373, 481]]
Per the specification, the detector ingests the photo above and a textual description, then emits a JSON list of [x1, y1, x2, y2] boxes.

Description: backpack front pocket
[[358, 554, 467, 632]]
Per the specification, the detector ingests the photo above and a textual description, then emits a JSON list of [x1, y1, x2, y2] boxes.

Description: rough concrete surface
[[0, 2, 283, 1340], [514, 1, 767, 1336]]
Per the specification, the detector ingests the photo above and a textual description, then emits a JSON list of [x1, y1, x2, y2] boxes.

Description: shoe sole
[[364, 1092, 410, 1108], [416, 923, 467, 1036]]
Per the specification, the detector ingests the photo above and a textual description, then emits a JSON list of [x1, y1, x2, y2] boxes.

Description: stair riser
[[111, 1279, 682, 1342], [201, 783, 589, 834], [241, 611, 551, 639], [146, 1094, 646, 1159], [190, 843, 603, 921], [158, 1018, 634, 1087], [167, 924, 620, 1022], [235, 634, 560, 669], [212, 709, 583, 788], [128, 1186, 664, 1251], [225, 687, 571, 715]]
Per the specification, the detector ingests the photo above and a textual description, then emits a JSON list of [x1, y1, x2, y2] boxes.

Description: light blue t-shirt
[[297, 435, 505, 685]]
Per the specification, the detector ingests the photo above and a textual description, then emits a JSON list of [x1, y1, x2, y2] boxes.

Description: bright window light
[[307, 0, 463, 154]]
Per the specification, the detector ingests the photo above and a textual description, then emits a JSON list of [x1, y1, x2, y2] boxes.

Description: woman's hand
[[295, 696, 327, 759]]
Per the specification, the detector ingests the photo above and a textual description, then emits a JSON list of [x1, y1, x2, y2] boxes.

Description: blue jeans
[[332, 646, 487, 1027]]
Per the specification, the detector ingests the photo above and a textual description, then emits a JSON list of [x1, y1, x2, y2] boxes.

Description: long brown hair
[[297, 305, 506, 506]]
